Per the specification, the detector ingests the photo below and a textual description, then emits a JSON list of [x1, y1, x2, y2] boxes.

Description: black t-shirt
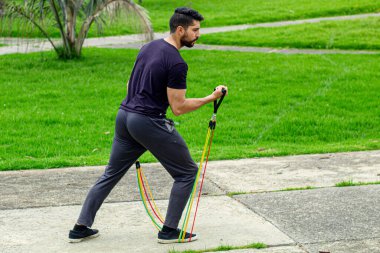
[[120, 39, 188, 117]]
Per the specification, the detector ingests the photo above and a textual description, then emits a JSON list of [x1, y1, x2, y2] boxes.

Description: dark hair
[[169, 7, 204, 33]]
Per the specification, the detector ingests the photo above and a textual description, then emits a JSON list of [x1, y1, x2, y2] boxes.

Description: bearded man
[[69, 7, 228, 244]]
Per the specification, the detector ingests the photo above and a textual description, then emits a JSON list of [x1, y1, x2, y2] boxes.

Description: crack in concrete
[[229, 195, 300, 246]]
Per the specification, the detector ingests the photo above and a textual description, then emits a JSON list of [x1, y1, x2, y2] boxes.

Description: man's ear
[[176, 26, 185, 36]]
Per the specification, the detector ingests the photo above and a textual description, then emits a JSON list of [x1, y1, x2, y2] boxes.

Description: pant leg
[[126, 113, 198, 229], [77, 109, 146, 227]]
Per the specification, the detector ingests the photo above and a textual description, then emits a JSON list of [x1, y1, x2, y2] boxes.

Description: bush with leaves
[[1, 0, 153, 59]]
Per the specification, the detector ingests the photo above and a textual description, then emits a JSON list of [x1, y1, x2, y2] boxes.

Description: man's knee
[[183, 167, 197, 183]]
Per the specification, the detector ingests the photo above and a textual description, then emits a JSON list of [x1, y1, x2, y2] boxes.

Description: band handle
[[213, 88, 227, 114]]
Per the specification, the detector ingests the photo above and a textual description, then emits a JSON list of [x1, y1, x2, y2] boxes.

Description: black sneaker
[[158, 228, 198, 244], [68, 224, 99, 243]]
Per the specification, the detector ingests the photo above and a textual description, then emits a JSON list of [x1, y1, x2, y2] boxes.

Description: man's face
[[180, 20, 200, 48]]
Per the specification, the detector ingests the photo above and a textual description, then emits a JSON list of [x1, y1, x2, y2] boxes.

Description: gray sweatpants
[[77, 109, 198, 229]]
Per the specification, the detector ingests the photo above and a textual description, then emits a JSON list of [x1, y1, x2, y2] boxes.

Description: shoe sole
[[69, 233, 100, 243], [157, 234, 198, 244]]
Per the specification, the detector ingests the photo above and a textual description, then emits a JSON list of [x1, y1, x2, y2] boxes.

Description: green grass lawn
[[2, 0, 380, 37], [0, 48, 379, 170], [199, 17, 380, 50], [141, 0, 380, 32]]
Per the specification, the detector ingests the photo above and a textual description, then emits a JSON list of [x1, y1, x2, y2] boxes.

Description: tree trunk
[[0, 0, 4, 16], [66, 3, 76, 55], [49, 0, 73, 58]]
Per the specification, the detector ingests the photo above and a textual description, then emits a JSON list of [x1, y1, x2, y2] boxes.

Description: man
[[69, 7, 228, 244]]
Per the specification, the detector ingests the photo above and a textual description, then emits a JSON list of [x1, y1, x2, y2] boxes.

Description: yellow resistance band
[[179, 125, 213, 241]]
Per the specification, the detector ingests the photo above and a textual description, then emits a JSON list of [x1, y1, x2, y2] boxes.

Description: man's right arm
[[167, 85, 227, 116]]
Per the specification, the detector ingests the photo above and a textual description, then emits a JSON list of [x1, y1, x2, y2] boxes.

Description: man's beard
[[181, 37, 197, 48]]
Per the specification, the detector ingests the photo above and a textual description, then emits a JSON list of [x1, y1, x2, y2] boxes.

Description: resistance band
[[179, 88, 225, 242], [136, 161, 163, 230], [136, 88, 226, 241]]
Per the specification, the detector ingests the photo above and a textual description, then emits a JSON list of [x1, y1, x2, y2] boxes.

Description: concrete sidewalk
[[0, 150, 379, 253]]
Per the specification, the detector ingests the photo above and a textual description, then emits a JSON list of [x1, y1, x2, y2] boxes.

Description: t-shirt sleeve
[[167, 63, 188, 89]]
